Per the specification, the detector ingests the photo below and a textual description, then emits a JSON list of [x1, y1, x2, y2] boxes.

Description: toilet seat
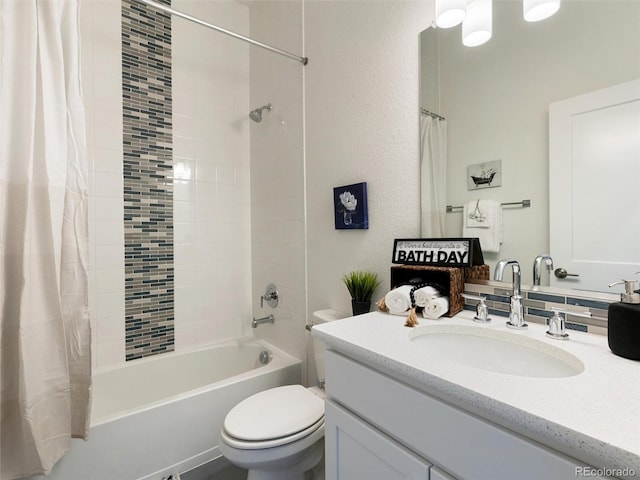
[[222, 385, 325, 450], [221, 416, 324, 449]]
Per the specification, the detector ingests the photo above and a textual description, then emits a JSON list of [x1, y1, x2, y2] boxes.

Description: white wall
[[304, 1, 433, 318], [81, 0, 252, 368]]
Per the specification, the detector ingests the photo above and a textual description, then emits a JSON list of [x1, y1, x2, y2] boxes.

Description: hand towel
[[384, 285, 413, 315], [413, 286, 440, 308], [465, 199, 491, 228], [462, 199, 502, 253], [422, 296, 450, 320]]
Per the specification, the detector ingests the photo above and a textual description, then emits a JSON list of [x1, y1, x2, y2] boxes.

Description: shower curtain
[[420, 114, 447, 237], [0, 0, 91, 477]]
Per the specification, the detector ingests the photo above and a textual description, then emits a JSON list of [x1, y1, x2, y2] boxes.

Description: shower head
[[249, 103, 272, 123]]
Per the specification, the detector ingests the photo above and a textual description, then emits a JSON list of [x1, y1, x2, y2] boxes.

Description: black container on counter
[[608, 279, 640, 361]]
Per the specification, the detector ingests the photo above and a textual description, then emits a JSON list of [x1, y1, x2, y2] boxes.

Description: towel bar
[[446, 199, 530, 213]]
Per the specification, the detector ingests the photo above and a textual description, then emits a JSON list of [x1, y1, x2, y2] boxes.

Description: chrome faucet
[[494, 259, 527, 330], [533, 255, 554, 286], [252, 314, 275, 328]]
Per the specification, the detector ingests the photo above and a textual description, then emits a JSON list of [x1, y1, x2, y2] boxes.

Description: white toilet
[[218, 309, 346, 480]]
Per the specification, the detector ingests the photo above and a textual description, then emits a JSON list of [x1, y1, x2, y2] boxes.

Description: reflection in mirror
[[420, 0, 640, 293]]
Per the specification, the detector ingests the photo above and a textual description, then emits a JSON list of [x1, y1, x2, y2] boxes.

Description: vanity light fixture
[[462, 0, 492, 47], [436, 0, 560, 47], [523, 0, 561, 22], [435, 0, 467, 29]]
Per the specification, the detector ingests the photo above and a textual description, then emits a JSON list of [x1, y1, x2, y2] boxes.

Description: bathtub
[[31, 337, 301, 480]]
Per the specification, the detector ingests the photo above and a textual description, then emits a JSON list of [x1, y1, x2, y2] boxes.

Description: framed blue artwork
[[334, 182, 368, 229]]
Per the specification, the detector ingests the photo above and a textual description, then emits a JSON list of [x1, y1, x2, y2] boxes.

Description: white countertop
[[313, 311, 640, 475]]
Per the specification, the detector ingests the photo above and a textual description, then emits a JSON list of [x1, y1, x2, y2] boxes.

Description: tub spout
[[252, 314, 275, 328]]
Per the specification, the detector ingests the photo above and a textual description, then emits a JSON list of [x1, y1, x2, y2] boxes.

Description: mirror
[[420, 0, 640, 292]]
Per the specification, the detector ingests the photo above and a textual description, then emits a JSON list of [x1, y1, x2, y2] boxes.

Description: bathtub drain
[[259, 350, 273, 365]]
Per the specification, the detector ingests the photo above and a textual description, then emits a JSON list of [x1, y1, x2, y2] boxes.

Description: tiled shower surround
[[122, 0, 175, 360], [82, 0, 295, 368]]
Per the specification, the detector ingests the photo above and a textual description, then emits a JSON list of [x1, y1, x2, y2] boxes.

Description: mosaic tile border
[[122, 0, 175, 361], [463, 281, 617, 336]]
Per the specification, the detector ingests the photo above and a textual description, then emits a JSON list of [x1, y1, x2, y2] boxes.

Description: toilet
[[218, 309, 346, 480]]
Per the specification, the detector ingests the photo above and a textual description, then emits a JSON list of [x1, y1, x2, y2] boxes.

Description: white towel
[[422, 296, 450, 320], [462, 199, 502, 253], [384, 285, 413, 315], [413, 286, 440, 308]]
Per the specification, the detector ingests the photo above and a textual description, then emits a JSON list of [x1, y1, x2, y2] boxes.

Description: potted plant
[[342, 271, 381, 316]]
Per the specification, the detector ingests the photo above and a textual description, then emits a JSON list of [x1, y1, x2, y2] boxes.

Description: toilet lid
[[224, 385, 324, 441]]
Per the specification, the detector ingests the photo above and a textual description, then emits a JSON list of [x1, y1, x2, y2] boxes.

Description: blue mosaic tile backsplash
[[463, 281, 612, 334]]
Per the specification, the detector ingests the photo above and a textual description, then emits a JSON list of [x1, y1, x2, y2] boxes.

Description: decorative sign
[[392, 238, 484, 267]]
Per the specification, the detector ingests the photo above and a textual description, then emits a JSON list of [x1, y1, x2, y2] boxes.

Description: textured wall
[[304, 1, 433, 318]]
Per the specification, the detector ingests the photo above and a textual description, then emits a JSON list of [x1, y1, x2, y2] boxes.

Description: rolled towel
[[413, 286, 440, 308], [422, 296, 449, 320], [384, 285, 414, 315]]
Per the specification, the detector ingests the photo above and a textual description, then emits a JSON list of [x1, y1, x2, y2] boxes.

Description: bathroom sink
[[409, 324, 584, 378]]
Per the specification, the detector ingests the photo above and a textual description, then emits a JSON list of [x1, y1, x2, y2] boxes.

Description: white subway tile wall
[[82, 0, 256, 368]]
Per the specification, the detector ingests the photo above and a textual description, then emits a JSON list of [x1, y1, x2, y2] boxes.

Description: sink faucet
[[494, 259, 527, 330], [533, 255, 554, 286]]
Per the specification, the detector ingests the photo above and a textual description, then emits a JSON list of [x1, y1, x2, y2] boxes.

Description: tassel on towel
[[377, 296, 389, 312], [405, 308, 419, 327]]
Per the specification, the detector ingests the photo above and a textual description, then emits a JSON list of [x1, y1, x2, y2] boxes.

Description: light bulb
[[435, 0, 468, 29], [463, 0, 492, 47], [523, 0, 561, 22]]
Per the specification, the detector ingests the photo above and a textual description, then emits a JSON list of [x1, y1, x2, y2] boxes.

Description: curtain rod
[[420, 108, 446, 121], [134, 0, 308, 65]]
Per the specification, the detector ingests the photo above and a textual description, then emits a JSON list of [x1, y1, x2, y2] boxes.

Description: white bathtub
[[31, 337, 301, 480]]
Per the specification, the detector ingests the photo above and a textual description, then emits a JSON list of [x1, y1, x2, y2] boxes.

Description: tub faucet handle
[[261, 283, 279, 308]]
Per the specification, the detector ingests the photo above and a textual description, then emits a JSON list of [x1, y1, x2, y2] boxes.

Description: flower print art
[[339, 191, 357, 225], [334, 182, 369, 229]]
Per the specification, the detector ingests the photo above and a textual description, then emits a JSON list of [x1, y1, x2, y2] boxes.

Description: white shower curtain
[[420, 114, 447, 237], [0, 0, 91, 477]]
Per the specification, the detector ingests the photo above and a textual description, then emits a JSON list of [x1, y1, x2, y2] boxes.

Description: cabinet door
[[325, 400, 431, 480]]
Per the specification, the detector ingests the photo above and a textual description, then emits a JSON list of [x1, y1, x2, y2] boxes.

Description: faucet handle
[[546, 308, 591, 340], [461, 294, 491, 323], [260, 283, 279, 308]]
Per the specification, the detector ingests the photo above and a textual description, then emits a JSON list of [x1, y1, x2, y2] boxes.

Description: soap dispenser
[[608, 277, 640, 360]]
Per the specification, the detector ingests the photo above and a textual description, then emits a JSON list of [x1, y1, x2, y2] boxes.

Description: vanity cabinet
[[324, 350, 607, 480], [325, 401, 431, 479]]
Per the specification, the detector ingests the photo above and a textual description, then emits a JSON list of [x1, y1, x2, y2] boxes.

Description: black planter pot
[[351, 300, 371, 316]]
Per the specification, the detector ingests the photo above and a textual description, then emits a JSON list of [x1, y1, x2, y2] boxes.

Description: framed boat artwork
[[467, 159, 502, 190]]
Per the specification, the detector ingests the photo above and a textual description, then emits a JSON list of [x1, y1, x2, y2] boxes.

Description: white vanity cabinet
[[325, 401, 431, 479], [324, 350, 607, 480]]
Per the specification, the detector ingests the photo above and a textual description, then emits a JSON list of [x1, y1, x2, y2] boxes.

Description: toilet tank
[[312, 309, 348, 385]]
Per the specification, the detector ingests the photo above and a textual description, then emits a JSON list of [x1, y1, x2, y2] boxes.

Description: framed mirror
[[420, 0, 640, 293]]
